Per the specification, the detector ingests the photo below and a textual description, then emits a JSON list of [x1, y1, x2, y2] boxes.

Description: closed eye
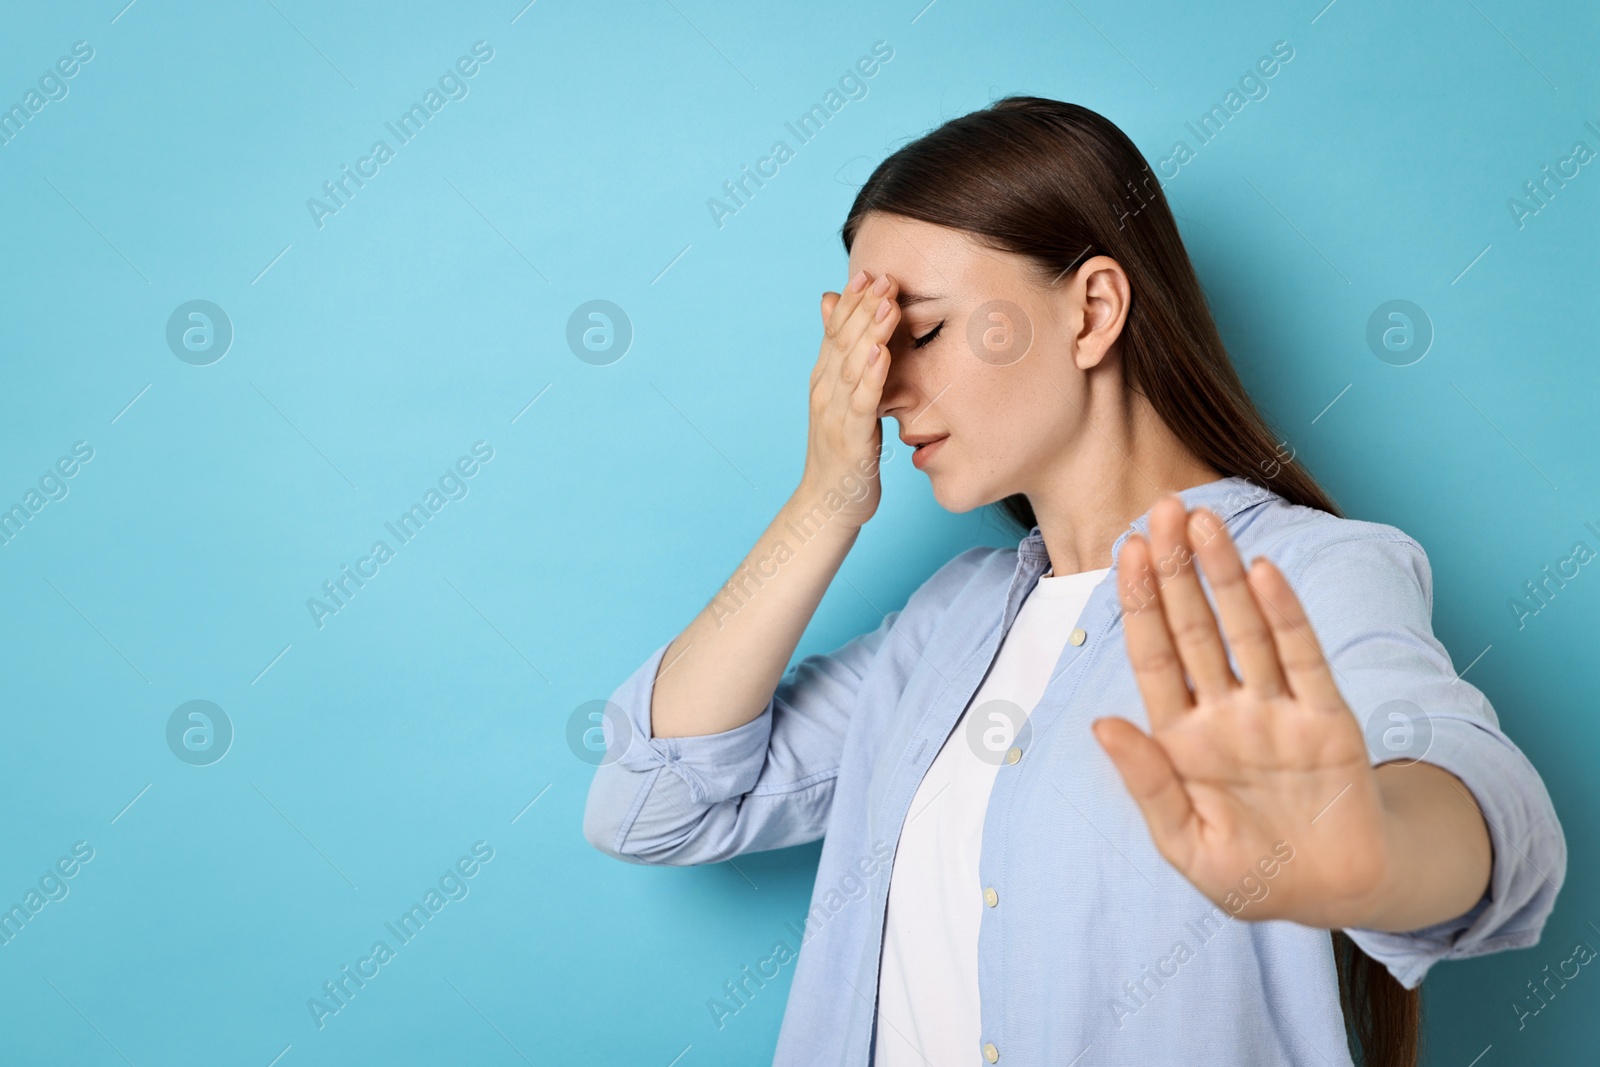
[[911, 321, 944, 349]]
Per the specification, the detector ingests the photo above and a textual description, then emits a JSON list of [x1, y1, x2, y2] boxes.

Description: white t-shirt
[[874, 565, 1110, 1066]]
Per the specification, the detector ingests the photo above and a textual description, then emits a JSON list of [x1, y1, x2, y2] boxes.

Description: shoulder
[[896, 543, 1013, 623], [1235, 495, 1435, 614], [917, 543, 1011, 600]]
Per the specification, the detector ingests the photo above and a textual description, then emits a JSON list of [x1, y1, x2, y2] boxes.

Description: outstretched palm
[[1093, 496, 1391, 928]]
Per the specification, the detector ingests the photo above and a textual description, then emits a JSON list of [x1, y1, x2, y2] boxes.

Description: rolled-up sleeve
[[582, 608, 901, 867], [1288, 532, 1567, 989]]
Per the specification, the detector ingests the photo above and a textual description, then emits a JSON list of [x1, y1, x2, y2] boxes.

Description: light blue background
[[1, 0, 1594, 1063]]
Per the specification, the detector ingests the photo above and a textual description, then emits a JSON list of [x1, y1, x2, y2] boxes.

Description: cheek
[[962, 370, 1043, 444], [933, 384, 1019, 484], [1009, 360, 1079, 435], [959, 376, 1069, 483], [909, 346, 1045, 458]]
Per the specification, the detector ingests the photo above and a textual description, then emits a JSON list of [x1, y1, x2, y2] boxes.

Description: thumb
[[1092, 717, 1195, 856]]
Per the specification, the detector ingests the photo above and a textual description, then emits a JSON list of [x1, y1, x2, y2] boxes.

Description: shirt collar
[[1016, 475, 1279, 567]]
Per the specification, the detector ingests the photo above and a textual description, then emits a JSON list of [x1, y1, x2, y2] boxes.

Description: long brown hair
[[841, 95, 1420, 1067]]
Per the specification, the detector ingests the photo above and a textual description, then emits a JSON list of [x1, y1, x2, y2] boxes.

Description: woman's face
[[845, 211, 1127, 514]]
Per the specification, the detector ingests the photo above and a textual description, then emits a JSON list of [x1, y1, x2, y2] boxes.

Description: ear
[[1065, 256, 1131, 371]]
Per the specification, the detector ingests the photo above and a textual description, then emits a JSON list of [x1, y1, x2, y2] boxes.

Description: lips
[[907, 434, 948, 470]]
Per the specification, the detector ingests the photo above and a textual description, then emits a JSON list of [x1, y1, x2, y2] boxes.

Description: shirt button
[[1069, 627, 1087, 646], [1005, 746, 1022, 764], [983, 1042, 1000, 1063], [983, 886, 999, 907]]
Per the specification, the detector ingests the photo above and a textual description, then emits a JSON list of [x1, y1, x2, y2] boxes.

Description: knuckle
[[1135, 645, 1182, 674], [1231, 625, 1273, 649], [1168, 614, 1215, 643], [1207, 567, 1247, 591], [1281, 649, 1322, 674]]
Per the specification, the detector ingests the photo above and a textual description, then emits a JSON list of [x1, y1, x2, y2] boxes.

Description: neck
[[1022, 385, 1220, 576]]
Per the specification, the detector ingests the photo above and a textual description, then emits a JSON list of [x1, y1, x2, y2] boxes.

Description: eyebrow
[[896, 290, 942, 308]]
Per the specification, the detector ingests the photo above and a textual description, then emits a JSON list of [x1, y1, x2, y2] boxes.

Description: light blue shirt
[[583, 476, 1566, 1066]]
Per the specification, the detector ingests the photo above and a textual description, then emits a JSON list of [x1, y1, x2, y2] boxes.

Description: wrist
[[1340, 795, 1409, 931], [1340, 762, 1491, 932], [788, 478, 872, 538]]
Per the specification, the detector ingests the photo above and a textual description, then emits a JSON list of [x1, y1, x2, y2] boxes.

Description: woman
[[583, 97, 1565, 1066]]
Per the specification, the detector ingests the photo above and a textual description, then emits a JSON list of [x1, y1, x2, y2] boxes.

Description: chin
[[928, 476, 991, 515]]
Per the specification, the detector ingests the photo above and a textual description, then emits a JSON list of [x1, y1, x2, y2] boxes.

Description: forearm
[[1351, 761, 1493, 932], [650, 482, 862, 739]]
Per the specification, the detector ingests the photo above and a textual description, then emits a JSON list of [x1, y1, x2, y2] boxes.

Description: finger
[[826, 269, 871, 338], [819, 270, 874, 385], [848, 339, 891, 423], [1246, 556, 1346, 714], [830, 277, 899, 420], [810, 292, 843, 391], [833, 273, 897, 375], [820, 290, 841, 322], [1187, 508, 1287, 698], [837, 344, 891, 469], [1117, 532, 1193, 729], [1147, 494, 1237, 701], [1092, 717, 1196, 857]]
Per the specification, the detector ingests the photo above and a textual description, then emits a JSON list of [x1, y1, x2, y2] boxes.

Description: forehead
[[846, 212, 1016, 298]]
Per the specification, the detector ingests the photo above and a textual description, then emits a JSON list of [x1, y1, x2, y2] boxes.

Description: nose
[[875, 347, 912, 421]]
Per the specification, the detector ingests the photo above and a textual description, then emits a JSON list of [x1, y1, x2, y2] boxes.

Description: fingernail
[[850, 270, 869, 292], [868, 343, 881, 364], [876, 298, 890, 321], [873, 275, 890, 295]]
